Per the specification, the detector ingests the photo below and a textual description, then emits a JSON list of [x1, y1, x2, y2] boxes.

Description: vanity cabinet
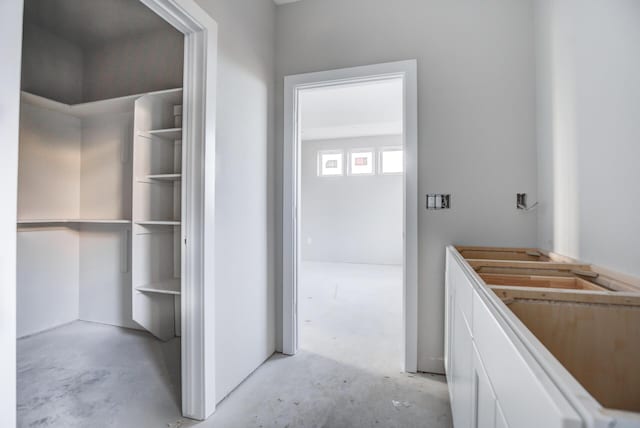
[[446, 246, 586, 428]]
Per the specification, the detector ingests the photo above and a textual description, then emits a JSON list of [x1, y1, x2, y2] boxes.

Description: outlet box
[[517, 193, 527, 209], [426, 194, 451, 210]]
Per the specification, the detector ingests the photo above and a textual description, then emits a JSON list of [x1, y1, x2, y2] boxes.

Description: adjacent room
[[297, 79, 404, 369], [0, 0, 638, 427]]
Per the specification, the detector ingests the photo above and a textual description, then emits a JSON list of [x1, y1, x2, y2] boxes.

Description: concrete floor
[[18, 262, 451, 427], [17, 321, 182, 428], [205, 262, 452, 428]]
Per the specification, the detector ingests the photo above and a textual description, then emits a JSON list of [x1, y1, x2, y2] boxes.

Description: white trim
[[283, 60, 419, 372], [125, 0, 219, 420], [6, 0, 218, 421], [301, 122, 402, 141]]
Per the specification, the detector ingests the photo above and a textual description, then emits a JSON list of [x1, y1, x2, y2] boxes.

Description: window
[[317, 150, 344, 176], [380, 148, 403, 174], [348, 150, 374, 175]]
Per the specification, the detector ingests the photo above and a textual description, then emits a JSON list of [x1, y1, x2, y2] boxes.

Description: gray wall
[[83, 29, 183, 102], [21, 23, 84, 104], [535, 0, 640, 277], [275, 0, 538, 373], [301, 136, 403, 265], [21, 25, 183, 103], [196, 0, 277, 403]]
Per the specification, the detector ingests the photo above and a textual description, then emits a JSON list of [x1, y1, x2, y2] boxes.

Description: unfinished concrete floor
[[205, 262, 452, 427], [17, 321, 182, 428], [17, 262, 451, 427]]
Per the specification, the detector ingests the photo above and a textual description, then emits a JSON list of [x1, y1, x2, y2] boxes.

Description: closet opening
[[14, 0, 210, 425]]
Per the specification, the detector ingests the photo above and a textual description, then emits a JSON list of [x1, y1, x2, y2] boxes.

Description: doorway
[[283, 61, 419, 372], [11, 0, 217, 423]]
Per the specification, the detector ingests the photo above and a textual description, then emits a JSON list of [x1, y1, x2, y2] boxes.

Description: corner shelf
[[18, 219, 131, 225], [136, 278, 181, 296], [20, 87, 181, 119], [148, 128, 182, 140], [134, 220, 181, 226], [146, 174, 181, 181]]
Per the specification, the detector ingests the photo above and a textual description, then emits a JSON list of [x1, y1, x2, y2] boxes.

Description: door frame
[[3, 0, 219, 422], [139, 0, 218, 420], [282, 60, 419, 372]]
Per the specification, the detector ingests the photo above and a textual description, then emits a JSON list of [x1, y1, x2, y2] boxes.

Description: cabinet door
[[451, 303, 474, 428], [473, 345, 499, 428]]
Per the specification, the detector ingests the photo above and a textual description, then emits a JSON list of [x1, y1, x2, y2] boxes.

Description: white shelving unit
[[132, 88, 183, 341], [17, 88, 183, 342]]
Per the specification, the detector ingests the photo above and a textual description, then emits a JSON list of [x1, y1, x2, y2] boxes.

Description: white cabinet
[[450, 301, 473, 428], [445, 246, 582, 428], [472, 345, 498, 428]]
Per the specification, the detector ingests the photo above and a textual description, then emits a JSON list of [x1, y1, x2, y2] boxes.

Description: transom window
[[317, 150, 344, 176], [348, 150, 374, 175], [380, 148, 403, 174]]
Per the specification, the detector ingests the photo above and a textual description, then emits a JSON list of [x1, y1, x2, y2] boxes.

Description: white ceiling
[[299, 78, 403, 141], [23, 0, 176, 48], [274, 0, 303, 5]]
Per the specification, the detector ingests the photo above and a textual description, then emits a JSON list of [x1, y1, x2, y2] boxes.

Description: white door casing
[[5, 0, 219, 422], [282, 60, 419, 372]]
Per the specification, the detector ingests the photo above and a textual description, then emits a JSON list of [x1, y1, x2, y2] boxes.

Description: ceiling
[[273, 0, 303, 4], [23, 0, 176, 48], [299, 78, 403, 141]]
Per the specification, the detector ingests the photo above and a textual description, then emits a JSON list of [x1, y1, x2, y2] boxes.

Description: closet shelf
[[146, 174, 182, 181], [21, 88, 182, 118], [136, 278, 181, 295], [135, 220, 181, 226], [147, 128, 182, 140], [18, 219, 131, 225]]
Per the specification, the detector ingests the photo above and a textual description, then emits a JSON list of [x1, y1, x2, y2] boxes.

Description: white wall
[[17, 229, 80, 337], [18, 103, 82, 220], [80, 112, 133, 220], [301, 136, 403, 265], [535, 0, 640, 278], [195, 0, 277, 402], [0, 0, 23, 424], [83, 29, 184, 102], [17, 103, 82, 338], [17, 102, 137, 336], [21, 23, 84, 104], [276, 0, 538, 373]]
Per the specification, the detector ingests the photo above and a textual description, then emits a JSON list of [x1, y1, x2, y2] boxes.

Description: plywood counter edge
[[446, 246, 621, 425], [466, 259, 591, 270], [457, 245, 640, 293]]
